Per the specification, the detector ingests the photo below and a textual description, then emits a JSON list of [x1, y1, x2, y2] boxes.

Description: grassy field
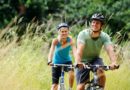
[[0, 36, 130, 90]]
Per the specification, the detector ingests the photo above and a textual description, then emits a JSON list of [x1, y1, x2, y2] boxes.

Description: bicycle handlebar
[[50, 64, 119, 70], [50, 64, 74, 68], [79, 64, 120, 70]]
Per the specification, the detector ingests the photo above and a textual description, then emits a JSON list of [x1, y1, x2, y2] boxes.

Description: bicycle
[[51, 64, 74, 90], [77, 64, 119, 90]]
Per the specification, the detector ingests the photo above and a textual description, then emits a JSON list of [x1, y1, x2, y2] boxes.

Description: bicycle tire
[[58, 83, 65, 90], [86, 86, 103, 90]]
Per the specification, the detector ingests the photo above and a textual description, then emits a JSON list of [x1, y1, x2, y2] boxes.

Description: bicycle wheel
[[86, 86, 91, 90], [58, 83, 65, 90], [86, 86, 103, 90]]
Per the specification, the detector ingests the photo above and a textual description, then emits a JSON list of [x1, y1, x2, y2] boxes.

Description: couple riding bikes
[[48, 13, 119, 90]]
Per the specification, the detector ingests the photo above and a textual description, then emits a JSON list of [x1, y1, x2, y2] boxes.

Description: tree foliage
[[0, 0, 130, 41]]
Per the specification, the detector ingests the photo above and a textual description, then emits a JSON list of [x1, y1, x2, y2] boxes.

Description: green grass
[[0, 37, 51, 90], [0, 36, 130, 90], [105, 61, 130, 90]]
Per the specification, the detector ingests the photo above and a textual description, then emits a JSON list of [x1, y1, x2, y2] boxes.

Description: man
[[76, 13, 118, 90]]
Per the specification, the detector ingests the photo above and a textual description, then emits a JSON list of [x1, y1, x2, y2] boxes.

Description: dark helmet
[[57, 23, 69, 30], [91, 13, 105, 24]]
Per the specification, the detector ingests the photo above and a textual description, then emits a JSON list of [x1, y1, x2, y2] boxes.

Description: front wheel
[[86, 86, 91, 90], [58, 83, 65, 90], [86, 86, 103, 90]]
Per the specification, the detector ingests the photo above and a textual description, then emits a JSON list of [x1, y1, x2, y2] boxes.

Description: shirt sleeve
[[77, 31, 86, 44], [103, 33, 113, 46]]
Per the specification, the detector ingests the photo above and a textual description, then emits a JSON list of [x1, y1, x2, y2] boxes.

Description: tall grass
[[101, 41, 130, 90], [0, 35, 51, 90], [0, 35, 129, 90]]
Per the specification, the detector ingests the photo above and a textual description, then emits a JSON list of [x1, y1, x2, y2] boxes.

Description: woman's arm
[[48, 39, 57, 64], [70, 38, 77, 58]]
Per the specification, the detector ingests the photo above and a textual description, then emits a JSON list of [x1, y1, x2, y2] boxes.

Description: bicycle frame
[[58, 66, 65, 90]]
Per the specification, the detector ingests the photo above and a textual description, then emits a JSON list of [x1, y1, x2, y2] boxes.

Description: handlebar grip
[[47, 62, 51, 65], [109, 65, 120, 70], [114, 65, 120, 69]]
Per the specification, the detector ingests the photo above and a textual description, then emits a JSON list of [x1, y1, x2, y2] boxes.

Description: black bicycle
[[77, 64, 119, 90]]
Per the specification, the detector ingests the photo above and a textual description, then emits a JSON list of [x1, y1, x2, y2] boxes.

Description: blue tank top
[[52, 37, 72, 64]]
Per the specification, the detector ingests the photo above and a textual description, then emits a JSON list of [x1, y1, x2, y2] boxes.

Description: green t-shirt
[[77, 29, 112, 62]]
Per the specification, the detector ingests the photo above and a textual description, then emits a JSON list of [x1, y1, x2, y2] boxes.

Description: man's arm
[[75, 30, 86, 68], [76, 42, 85, 64], [105, 44, 117, 69]]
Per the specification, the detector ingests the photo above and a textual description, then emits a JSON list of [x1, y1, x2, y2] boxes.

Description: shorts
[[76, 57, 104, 84], [52, 61, 73, 84]]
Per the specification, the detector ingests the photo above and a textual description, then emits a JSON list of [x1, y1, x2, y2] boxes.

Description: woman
[[48, 23, 76, 90]]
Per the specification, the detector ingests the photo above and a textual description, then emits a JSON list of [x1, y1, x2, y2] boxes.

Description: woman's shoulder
[[68, 36, 73, 41], [68, 36, 75, 45], [52, 38, 59, 45]]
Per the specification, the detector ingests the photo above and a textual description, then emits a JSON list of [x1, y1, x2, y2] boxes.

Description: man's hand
[[109, 62, 119, 70], [75, 62, 86, 69]]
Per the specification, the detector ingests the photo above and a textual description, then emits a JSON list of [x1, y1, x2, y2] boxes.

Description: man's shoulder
[[100, 31, 111, 42], [77, 28, 90, 42], [101, 31, 110, 37]]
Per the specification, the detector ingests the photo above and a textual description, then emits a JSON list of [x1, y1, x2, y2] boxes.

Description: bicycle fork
[[93, 72, 98, 85], [58, 67, 65, 90]]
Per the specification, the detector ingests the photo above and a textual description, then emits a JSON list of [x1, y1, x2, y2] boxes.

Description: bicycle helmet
[[91, 13, 105, 24], [57, 23, 69, 30]]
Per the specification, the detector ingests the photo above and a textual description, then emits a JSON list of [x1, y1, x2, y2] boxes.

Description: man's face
[[91, 20, 102, 32]]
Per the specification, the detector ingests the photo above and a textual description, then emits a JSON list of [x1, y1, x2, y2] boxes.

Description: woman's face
[[58, 27, 69, 39], [91, 20, 102, 32]]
